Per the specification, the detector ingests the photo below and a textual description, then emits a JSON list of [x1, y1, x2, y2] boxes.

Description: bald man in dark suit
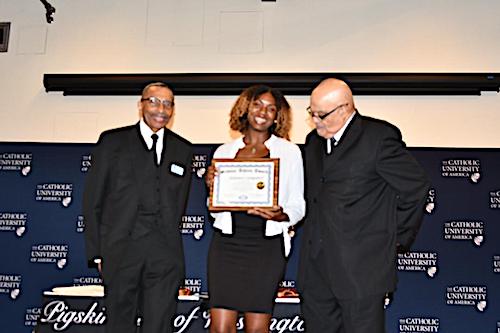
[[298, 78, 430, 333]]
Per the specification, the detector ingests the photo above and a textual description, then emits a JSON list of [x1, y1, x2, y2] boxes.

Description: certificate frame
[[208, 158, 279, 211]]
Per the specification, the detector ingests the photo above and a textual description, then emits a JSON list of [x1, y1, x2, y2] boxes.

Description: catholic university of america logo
[[0, 152, 32, 176]]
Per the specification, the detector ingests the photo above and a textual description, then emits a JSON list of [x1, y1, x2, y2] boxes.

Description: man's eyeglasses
[[249, 100, 278, 114], [307, 103, 348, 120], [141, 96, 175, 109]]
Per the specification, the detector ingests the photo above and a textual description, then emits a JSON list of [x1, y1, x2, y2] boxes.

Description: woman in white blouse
[[205, 85, 305, 333]]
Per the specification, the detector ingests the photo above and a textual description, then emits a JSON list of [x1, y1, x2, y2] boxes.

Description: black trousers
[[104, 231, 182, 333], [301, 251, 386, 333]]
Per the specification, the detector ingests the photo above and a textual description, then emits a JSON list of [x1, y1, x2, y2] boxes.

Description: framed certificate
[[208, 158, 279, 211]]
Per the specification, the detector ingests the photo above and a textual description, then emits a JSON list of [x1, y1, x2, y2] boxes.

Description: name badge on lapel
[[170, 163, 185, 176]]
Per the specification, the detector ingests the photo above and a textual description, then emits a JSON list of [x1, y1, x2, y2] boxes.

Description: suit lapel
[[161, 129, 185, 174], [129, 124, 149, 187], [325, 112, 363, 167], [306, 132, 325, 198]]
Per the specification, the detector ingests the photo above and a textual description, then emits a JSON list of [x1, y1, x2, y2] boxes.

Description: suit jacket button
[[312, 198, 317, 203]]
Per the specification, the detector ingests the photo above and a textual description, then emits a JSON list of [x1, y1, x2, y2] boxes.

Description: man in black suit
[[83, 82, 193, 333], [298, 78, 430, 333]]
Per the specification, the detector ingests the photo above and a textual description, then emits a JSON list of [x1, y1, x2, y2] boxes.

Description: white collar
[[139, 119, 165, 149]]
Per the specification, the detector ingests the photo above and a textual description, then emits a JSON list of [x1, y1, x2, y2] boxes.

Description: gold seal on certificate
[[208, 158, 279, 211]]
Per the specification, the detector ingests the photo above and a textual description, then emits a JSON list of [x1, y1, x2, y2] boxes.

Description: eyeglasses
[[141, 96, 175, 109], [249, 100, 278, 114], [307, 103, 348, 120]]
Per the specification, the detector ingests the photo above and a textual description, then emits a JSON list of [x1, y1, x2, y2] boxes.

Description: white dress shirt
[[139, 119, 164, 165], [210, 134, 306, 256]]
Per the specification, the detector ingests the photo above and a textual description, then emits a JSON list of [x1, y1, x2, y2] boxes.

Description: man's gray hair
[[141, 82, 173, 98]]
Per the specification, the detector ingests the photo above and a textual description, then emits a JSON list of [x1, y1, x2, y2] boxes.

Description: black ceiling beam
[[43, 73, 500, 96]]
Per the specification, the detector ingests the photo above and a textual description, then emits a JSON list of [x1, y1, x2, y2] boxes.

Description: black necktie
[[151, 134, 159, 166], [326, 137, 336, 155]]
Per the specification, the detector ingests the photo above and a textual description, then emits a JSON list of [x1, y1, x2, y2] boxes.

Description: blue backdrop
[[1, 143, 499, 332]]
